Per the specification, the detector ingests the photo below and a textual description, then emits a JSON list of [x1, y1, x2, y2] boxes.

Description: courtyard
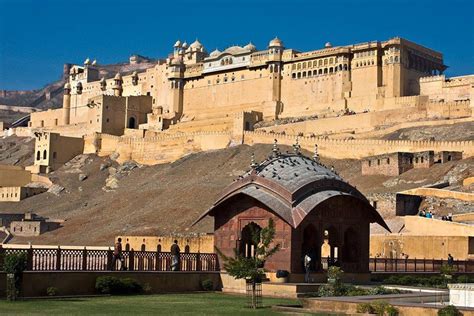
[[0, 293, 303, 315]]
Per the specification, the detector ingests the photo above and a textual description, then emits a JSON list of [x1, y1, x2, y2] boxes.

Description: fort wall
[[87, 129, 474, 165]]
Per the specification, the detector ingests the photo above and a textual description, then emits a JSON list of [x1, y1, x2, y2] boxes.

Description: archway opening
[[128, 116, 136, 129], [239, 222, 261, 258], [302, 223, 319, 271]]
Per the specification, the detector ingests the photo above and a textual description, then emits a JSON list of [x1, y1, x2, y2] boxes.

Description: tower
[[268, 37, 284, 118], [62, 82, 71, 125], [112, 73, 123, 97]]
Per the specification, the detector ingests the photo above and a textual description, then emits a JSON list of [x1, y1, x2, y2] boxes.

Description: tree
[[216, 218, 280, 308]]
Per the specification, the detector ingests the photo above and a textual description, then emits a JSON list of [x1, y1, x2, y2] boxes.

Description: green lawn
[[0, 293, 303, 315]]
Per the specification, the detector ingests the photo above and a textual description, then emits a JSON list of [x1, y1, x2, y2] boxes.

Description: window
[[373, 201, 378, 209], [368, 160, 371, 167], [386, 158, 390, 164], [36, 151, 40, 161], [43, 150, 47, 160], [377, 159, 380, 165]]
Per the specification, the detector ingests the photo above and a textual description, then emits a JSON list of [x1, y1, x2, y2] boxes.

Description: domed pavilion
[[194, 141, 390, 278]]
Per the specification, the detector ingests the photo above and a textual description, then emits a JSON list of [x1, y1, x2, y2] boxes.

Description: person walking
[[112, 238, 124, 271], [448, 254, 454, 267], [170, 240, 181, 271], [304, 253, 312, 283]]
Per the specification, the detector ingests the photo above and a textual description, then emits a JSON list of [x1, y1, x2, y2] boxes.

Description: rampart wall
[[89, 129, 474, 165]]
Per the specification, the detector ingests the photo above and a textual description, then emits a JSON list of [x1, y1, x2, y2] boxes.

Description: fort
[[0, 35, 473, 273]]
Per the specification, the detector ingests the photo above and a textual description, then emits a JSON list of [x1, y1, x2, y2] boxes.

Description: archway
[[301, 223, 319, 271], [239, 222, 261, 258], [322, 226, 339, 267], [128, 116, 136, 129]]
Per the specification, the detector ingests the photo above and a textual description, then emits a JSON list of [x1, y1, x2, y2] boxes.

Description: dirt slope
[[0, 142, 471, 246]]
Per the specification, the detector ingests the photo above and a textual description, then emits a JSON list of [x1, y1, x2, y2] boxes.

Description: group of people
[[419, 209, 453, 221], [418, 210, 434, 218], [111, 238, 182, 271]]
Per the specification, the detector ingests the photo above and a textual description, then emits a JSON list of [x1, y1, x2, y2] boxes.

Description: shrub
[[356, 303, 375, 314], [4, 252, 28, 301], [455, 275, 471, 283], [357, 301, 398, 316], [142, 283, 152, 294], [4, 253, 27, 275], [438, 305, 462, 316], [95, 276, 142, 295], [47, 287, 58, 296], [201, 279, 214, 291], [327, 266, 343, 283]]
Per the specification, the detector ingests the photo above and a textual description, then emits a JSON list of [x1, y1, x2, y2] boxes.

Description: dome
[[182, 42, 188, 48], [209, 49, 221, 57], [325, 42, 332, 48], [91, 59, 97, 66], [84, 58, 91, 65], [269, 37, 283, 47], [174, 40, 182, 48], [224, 46, 245, 55], [194, 148, 389, 231], [190, 39, 203, 49], [114, 72, 122, 80], [64, 82, 71, 89], [244, 42, 257, 51]]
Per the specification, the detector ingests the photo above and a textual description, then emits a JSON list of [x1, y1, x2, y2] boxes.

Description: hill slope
[[0, 141, 471, 246]]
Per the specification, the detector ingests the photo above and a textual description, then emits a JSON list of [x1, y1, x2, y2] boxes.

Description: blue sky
[[0, 0, 473, 90]]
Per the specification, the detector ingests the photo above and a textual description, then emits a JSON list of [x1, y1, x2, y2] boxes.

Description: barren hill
[[0, 140, 471, 247]]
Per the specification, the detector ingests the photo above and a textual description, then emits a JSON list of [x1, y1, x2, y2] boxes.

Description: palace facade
[[31, 36, 472, 136]]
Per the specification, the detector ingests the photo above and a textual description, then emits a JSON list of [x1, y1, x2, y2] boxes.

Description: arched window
[[36, 151, 40, 161], [141, 244, 146, 251], [324, 68, 328, 74], [184, 245, 190, 253], [387, 158, 390, 164], [125, 243, 130, 251], [128, 116, 136, 129], [43, 150, 47, 160], [157, 244, 161, 252], [239, 222, 261, 258]]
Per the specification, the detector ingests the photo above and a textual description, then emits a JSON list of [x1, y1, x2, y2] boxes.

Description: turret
[[63, 82, 71, 125], [112, 73, 123, 96]]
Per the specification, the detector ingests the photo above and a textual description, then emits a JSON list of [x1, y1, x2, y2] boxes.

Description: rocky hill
[[0, 138, 471, 247]]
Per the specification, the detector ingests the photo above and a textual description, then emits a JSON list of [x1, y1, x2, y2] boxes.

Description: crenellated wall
[[86, 129, 474, 165]]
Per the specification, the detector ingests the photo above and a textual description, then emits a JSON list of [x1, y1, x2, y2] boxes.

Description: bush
[[357, 301, 398, 316], [201, 279, 214, 291], [142, 283, 152, 294], [95, 276, 142, 295], [47, 287, 58, 296], [4, 252, 28, 301], [357, 302, 375, 314], [438, 305, 462, 316], [4, 253, 27, 275]]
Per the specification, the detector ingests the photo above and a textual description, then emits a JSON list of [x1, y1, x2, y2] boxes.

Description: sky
[[0, 0, 473, 90]]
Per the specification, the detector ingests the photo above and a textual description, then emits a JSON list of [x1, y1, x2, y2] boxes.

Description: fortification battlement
[[420, 75, 446, 83]]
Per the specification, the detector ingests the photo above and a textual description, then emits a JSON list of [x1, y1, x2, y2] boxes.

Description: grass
[[0, 293, 303, 315]]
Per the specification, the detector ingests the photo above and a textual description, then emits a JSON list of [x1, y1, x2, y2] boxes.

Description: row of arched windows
[[125, 243, 191, 253], [36, 150, 47, 161], [355, 60, 376, 67], [291, 64, 348, 79]]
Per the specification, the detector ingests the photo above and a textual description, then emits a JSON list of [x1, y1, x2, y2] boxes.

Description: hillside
[[0, 140, 471, 247]]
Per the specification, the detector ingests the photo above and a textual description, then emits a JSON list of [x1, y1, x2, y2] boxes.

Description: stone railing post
[[56, 246, 61, 271], [196, 252, 201, 272], [128, 250, 135, 271], [82, 247, 88, 271], [106, 248, 113, 271], [26, 246, 33, 271]]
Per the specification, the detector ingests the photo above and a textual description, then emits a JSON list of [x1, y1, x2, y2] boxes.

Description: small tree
[[4, 252, 28, 301], [216, 219, 280, 308]]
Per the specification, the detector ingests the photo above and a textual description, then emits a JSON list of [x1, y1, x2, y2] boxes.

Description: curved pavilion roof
[[194, 148, 390, 232]]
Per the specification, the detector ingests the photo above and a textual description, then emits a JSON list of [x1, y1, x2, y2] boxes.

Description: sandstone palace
[[18, 36, 473, 170]]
